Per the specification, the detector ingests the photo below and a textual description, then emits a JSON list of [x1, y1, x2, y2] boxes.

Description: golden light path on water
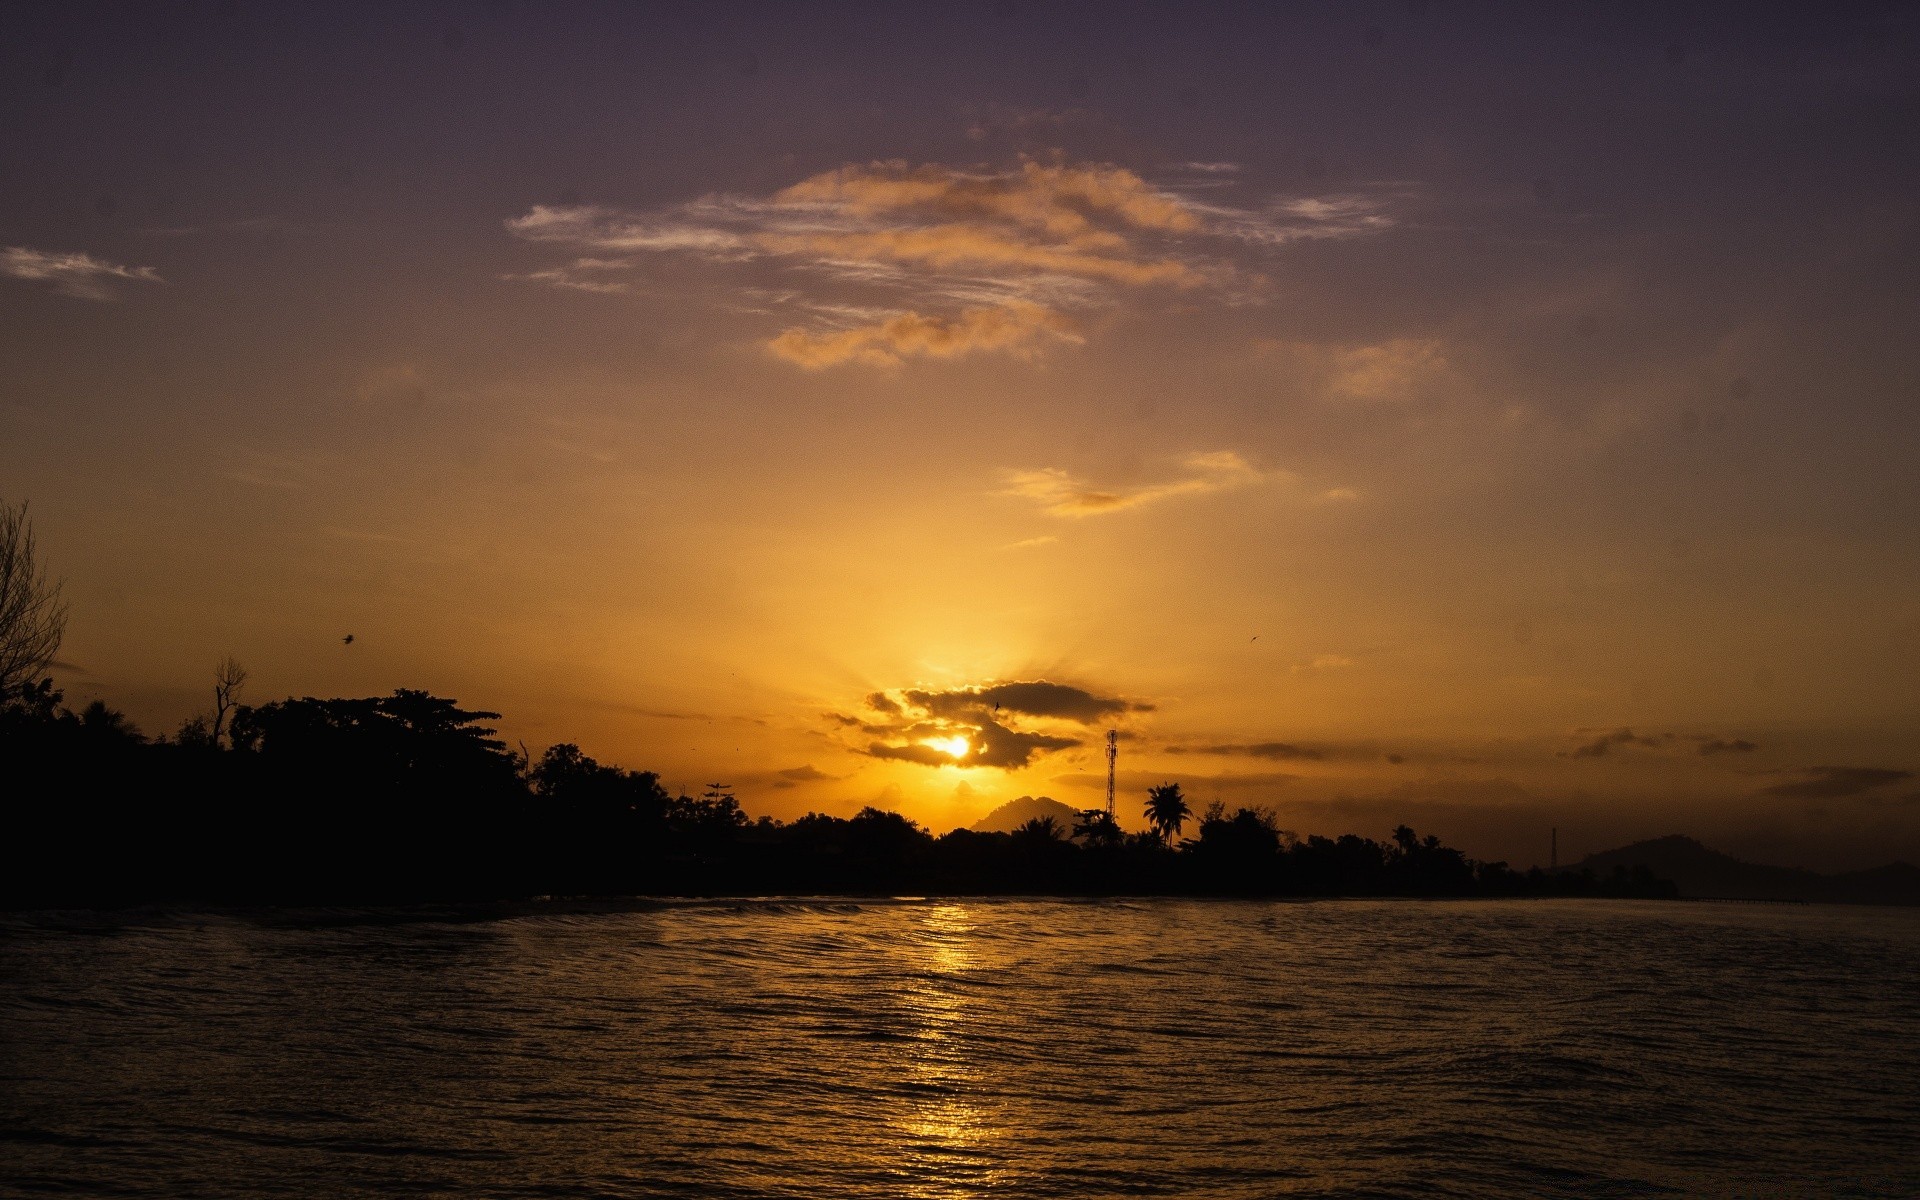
[[894, 903, 998, 1197]]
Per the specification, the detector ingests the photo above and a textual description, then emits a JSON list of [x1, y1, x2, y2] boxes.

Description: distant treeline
[[1, 683, 1676, 908]]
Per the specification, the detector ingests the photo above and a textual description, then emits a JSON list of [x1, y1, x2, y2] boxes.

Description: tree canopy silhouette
[[0, 682, 1679, 908]]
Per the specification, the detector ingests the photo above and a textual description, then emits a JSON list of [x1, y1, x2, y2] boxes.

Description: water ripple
[[3, 899, 1918, 1197]]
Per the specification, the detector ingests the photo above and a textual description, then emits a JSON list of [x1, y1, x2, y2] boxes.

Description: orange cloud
[[757, 223, 1197, 288], [1002, 450, 1270, 516], [504, 159, 1407, 368], [768, 301, 1081, 369], [776, 159, 1201, 237]]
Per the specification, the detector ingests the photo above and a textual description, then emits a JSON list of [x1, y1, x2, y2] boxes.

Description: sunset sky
[[4, 3, 1917, 869]]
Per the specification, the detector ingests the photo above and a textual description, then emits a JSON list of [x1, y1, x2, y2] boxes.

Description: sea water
[[3, 898, 1918, 1197]]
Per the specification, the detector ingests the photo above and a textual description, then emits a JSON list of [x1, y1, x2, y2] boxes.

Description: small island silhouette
[[0, 681, 1693, 909]]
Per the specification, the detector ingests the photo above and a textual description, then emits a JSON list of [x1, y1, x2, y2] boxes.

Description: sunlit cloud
[[503, 156, 1405, 367], [775, 159, 1202, 237], [2, 246, 162, 300], [768, 300, 1080, 368], [849, 679, 1150, 770], [1001, 450, 1275, 517]]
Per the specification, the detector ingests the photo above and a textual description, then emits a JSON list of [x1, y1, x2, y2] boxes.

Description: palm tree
[[1143, 782, 1191, 847], [1013, 815, 1063, 843]]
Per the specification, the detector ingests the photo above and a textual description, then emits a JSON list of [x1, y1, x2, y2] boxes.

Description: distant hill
[[1571, 835, 1920, 906], [971, 795, 1081, 835]]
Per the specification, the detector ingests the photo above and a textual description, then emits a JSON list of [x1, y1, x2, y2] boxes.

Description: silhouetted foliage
[[1143, 782, 1190, 847], [1073, 807, 1124, 847], [0, 683, 1683, 908]]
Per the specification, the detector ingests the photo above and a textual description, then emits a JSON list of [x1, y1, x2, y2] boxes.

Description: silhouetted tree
[[78, 699, 142, 743], [210, 656, 247, 747], [1143, 782, 1190, 847], [1014, 815, 1064, 843], [1073, 807, 1124, 847], [0, 500, 67, 695]]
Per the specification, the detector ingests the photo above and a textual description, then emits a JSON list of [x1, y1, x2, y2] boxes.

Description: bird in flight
[[342, 634, 355, 646]]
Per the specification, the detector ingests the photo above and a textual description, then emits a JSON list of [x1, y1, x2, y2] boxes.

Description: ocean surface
[[3, 898, 1918, 1198]]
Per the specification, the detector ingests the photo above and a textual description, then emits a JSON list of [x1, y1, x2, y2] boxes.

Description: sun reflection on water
[[890, 903, 1004, 1196]]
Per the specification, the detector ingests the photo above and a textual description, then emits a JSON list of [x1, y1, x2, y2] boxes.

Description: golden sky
[[4, 5, 1917, 868]]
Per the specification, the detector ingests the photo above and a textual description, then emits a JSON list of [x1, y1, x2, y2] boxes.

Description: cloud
[[504, 157, 1404, 367], [1762, 767, 1913, 800], [770, 764, 842, 789], [499, 262, 632, 294], [1563, 728, 1764, 760], [870, 717, 1080, 770], [1001, 535, 1058, 551], [768, 300, 1080, 368], [1560, 728, 1675, 758], [1255, 336, 1450, 400], [853, 678, 1148, 770], [1331, 339, 1449, 399], [1167, 742, 1326, 761], [774, 159, 1202, 237], [900, 679, 1149, 724], [1054, 769, 1302, 792], [1195, 192, 1400, 246], [1002, 450, 1272, 517], [2, 247, 162, 300], [1292, 653, 1355, 673]]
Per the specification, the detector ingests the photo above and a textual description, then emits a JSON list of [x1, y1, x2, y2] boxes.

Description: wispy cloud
[[1560, 728, 1674, 758], [769, 300, 1080, 369], [1167, 742, 1326, 761], [1762, 766, 1912, 800], [1255, 336, 1450, 400], [1001, 450, 1276, 517], [1560, 728, 1762, 760], [504, 156, 1404, 368], [2, 247, 161, 300]]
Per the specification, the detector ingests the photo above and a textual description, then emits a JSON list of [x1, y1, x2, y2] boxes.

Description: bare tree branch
[[211, 655, 248, 746], [0, 500, 67, 695]]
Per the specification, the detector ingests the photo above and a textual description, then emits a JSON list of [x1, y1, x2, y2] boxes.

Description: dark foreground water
[[4, 899, 1918, 1199]]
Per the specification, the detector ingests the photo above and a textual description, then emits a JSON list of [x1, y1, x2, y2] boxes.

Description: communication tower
[[1105, 729, 1118, 817]]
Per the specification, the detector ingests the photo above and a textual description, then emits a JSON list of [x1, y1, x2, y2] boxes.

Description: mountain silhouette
[[1571, 835, 1920, 905], [970, 795, 1082, 835]]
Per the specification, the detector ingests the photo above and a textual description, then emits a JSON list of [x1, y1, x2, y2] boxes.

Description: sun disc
[[924, 734, 971, 759]]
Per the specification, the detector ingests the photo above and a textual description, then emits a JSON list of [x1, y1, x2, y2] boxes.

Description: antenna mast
[[1105, 729, 1118, 817]]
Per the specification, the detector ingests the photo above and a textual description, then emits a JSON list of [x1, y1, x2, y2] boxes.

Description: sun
[[923, 734, 971, 760]]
